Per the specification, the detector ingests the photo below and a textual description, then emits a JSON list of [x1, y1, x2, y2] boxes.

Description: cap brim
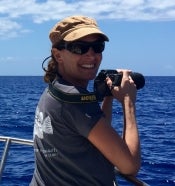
[[63, 27, 109, 42]]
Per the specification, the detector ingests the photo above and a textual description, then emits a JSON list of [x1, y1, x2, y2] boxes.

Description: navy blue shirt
[[30, 79, 115, 186]]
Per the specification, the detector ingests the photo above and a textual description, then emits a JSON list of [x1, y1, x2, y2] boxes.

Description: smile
[[81, 64, 95, 69]]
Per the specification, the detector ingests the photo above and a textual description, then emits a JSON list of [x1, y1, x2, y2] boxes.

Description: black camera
[[94, 69, 145, 101]]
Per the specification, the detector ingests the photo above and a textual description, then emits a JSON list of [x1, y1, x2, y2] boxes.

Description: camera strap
[[48, 83, 98, 103]]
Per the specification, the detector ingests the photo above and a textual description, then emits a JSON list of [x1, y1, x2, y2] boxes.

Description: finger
[[111, 85, 120, 93], [106, 77, 114, 90], [106, 77, 119, 92], [116, 69, 132, 80], [129, 75, 134, 83], [106, 77, 112, 86], [116, 69, 132, 74]]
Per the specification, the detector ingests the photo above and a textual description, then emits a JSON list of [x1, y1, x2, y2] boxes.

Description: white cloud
[[0, 0, 175, 39], [0, 56, 15, 62], [0, 18, 21, 38], [0, 18, 32, 39]]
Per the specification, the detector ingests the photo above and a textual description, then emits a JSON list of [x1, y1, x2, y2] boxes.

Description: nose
[[84, 47, 100, 63]]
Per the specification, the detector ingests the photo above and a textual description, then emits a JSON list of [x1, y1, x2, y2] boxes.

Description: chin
[[87, 74, 97, 80]]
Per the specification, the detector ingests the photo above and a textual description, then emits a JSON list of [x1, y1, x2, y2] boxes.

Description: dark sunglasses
[[56, 40, 105, 55]]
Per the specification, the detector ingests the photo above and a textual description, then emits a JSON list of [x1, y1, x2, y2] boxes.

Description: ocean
[[0, 76, 174, 186]]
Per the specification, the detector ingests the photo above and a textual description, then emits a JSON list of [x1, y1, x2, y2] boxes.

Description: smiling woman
[[30, 15, 141, 186]]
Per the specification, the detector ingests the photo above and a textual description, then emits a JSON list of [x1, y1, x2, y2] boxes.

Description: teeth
[[81, 64, 94, 68]]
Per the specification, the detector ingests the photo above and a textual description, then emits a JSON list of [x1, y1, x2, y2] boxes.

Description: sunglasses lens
[[66, 41, 105, 55], [92, 42, 105, 53], [66, 43, 84, 54]]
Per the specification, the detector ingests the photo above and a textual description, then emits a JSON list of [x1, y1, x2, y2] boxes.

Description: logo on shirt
[[33, 107, 53, 139], [85, 113, 92, 119]]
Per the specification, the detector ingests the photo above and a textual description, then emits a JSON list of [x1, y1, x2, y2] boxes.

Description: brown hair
[[43, 55, 59, 83]]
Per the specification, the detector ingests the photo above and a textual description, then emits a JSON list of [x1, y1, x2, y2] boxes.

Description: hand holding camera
[[94, 69, 145, 101]]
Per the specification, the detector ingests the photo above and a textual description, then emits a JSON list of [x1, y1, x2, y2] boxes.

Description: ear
[[52, 48, 63, 63]]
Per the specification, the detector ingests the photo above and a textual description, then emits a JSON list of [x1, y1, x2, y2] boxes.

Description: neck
[[59, 77, 89, 89]]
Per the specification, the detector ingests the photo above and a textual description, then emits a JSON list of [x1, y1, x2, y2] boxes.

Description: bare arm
[[115, 69, 141, 171], [101, 96, 113, 125], [122, 97, 140, 170], [88, 70, 141, 175]]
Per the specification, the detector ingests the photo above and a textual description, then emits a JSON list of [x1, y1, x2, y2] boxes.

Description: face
[[52, 34, 103, 87]]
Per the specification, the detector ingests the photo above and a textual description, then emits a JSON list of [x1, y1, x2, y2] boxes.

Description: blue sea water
[[0, 76, 174, 186]]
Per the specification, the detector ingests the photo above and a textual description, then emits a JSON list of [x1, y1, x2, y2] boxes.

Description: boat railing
[[0, 136, 33, 182], [0, 136, 149, 186]]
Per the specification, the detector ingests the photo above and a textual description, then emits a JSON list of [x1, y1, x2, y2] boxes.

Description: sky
[[0, 0, 175, 76]]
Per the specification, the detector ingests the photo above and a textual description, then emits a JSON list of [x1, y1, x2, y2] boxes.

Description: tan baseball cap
[[49, 15, 109, 46]]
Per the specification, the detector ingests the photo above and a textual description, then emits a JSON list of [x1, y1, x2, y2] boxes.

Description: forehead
[[78, 34, 102, 42]]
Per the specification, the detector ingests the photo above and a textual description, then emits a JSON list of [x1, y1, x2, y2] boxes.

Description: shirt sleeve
[[61, 102, 104, 137]]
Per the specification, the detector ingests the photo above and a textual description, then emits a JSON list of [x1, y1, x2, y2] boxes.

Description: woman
[[30, 15, 141, 186]]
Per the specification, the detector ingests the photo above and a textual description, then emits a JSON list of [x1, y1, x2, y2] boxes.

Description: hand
[[106, 69, 137, 104]]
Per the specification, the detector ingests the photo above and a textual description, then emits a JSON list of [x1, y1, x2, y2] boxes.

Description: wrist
[[122, 97, 136, 120], [102, 96, 113, 111], [122, 96, 136, 108], [103, 96, 113, 103]]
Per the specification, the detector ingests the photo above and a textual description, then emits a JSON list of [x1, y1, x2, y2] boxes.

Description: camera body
[[94, 69, 145, 101]]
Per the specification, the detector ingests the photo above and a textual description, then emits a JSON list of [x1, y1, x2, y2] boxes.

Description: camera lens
[[130, 72, 145, 90]]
